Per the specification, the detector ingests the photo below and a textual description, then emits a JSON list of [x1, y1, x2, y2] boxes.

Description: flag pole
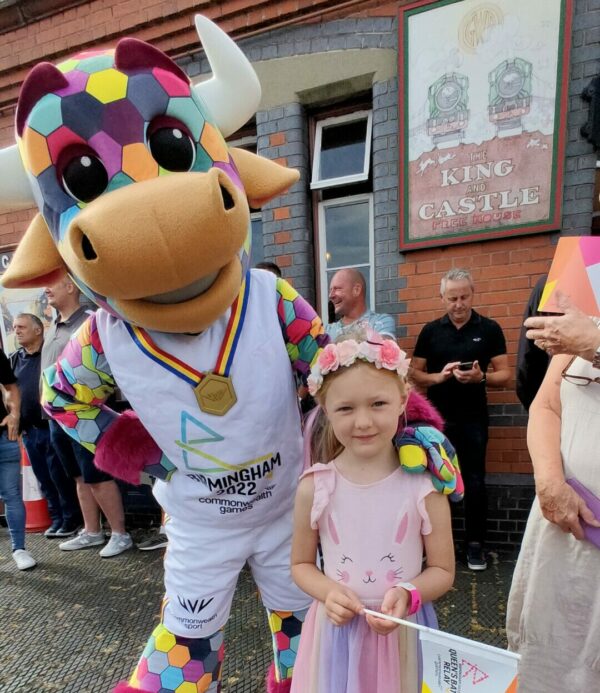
[[362, 608, 521, 661]]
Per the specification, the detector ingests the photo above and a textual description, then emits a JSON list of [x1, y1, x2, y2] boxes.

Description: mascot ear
[[1, 214, 67, 288], [115, 38, 190, 84], [229, 147, 300, 208], [17, 63, 69, 137]]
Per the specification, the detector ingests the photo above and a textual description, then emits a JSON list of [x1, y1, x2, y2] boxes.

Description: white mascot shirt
[[96, 269, 303, 529]]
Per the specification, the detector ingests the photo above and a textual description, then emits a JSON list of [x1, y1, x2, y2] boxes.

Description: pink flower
[[336, 339, 359, 367], [379, 339, 402, 369], [317, 344, 339, 373]]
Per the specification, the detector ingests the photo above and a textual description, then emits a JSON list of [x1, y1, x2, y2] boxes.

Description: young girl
[[291, 331, 455, 692]]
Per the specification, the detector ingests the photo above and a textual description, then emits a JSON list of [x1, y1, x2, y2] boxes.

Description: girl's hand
[[324, 585, 363, 626], [366, 586, 409, 635]]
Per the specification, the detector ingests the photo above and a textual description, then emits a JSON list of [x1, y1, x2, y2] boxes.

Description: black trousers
[[445, 420, 489, 546], [22, 426, 80, 527]]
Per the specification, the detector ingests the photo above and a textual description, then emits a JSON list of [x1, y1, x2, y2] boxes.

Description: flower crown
[[307, 330, 410, 396]]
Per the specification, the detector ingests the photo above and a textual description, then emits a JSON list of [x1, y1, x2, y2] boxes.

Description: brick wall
[[373, 76, 405, 319], [397, 0, 599, 478], [0, 0, 597, 501], [451, 476, 536, 553], [0, 0, 398, 247], [257, 103, 316, 303], [398, 234, 557, 475]]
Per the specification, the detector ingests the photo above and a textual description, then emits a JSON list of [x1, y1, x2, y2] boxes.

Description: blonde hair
[[309, 329, 409, 464]]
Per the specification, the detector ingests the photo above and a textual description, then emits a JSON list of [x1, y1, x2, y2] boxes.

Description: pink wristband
[[396, 581, 422, 616]]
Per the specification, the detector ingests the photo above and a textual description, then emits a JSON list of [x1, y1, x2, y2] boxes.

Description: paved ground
[[0, 528, 516, 693]]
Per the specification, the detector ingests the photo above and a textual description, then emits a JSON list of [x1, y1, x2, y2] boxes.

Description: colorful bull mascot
[[0, 15, 462, 693]]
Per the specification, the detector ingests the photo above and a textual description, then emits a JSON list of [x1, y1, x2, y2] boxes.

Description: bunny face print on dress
[[322, 500, 425, 602]]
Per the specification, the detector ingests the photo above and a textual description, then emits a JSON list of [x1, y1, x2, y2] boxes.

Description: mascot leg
[[265, 608, 308, 692], [126, 623, 225, 692]]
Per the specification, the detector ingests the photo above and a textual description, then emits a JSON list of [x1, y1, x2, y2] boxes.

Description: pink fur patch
[[405, 391, 444, 431], [112, 683, 151, 693], [266, 663, 292, 693], [95, 410, 161, 485]]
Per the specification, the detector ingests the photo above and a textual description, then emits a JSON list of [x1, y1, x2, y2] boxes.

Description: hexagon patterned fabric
[[17, 43, 250, 321], [130, 623, 224, 692]]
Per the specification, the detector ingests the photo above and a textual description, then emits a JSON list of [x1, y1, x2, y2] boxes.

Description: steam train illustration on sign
[[426, 73, 470, 148], [488, 58, 532, 137], [426, 57, 533, 147]]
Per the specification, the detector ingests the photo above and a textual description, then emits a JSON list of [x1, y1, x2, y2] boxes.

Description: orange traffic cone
[[21, 444, 51, 533]]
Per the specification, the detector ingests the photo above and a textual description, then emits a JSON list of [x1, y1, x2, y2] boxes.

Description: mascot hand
[[95, 410, 175, 484]]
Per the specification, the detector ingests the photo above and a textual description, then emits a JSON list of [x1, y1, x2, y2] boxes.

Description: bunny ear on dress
[[327, 513, 341, 546], [395, 512, 409, 544]]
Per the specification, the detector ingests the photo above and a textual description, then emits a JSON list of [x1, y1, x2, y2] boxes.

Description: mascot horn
[[0, 14, 462, 692]]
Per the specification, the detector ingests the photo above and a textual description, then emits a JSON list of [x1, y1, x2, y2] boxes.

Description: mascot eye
[[62, 155, 108, 203], [149, 127, 196, 172]]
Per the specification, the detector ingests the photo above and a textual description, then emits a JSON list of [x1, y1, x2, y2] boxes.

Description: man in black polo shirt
[[411, 268, 510, 571], [11, 312, 81, 537]]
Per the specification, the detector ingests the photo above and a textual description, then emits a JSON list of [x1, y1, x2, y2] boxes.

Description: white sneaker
[[99, 532, 133, 558], [13, 549, 37, 570], [59, 530, 105, 551]]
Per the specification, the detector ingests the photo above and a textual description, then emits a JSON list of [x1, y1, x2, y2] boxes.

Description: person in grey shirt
[[42, 277, 132, 557], [326, 268, 396, 340]]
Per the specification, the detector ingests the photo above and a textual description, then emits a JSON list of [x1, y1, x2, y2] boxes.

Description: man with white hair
[[411, 268, 510, 571]]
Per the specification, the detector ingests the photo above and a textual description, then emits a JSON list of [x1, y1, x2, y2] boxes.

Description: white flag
[[362, 608, 518, 693], [420, 629, 518, 693]]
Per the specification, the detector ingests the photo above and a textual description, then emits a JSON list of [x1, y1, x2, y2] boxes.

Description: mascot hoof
[[266, 663, 292, 693], [95, 410, 161, 485]]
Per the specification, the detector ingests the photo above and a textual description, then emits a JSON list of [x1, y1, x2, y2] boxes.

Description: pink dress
[[291, 463, 437, 693]]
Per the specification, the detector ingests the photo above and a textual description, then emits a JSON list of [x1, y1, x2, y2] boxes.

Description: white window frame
[[227, 134, 257, 151], [317, 193, 375, 322], [310, 110, 373, 190]]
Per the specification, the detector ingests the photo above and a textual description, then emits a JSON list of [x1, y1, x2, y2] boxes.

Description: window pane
[[326, 265, 371, 310], [250, 217, 264, 265], [324, 200, 370, 268], [319, 118, 367, 181]]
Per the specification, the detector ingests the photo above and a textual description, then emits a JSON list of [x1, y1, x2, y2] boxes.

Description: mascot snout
[[61, 168, 249, 302]]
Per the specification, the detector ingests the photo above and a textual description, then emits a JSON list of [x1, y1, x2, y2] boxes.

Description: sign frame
[[398, 0, 573, 250]]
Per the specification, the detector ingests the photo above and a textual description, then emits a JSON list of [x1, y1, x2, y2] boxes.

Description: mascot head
[[0, 16, 298, 332]]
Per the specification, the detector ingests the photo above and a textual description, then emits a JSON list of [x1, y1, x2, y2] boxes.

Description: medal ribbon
[[125, 272, 251, 386]]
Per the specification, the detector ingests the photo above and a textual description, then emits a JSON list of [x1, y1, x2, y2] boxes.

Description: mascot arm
[[42, 314, 171, 485], [42, 314, 117, 453], [275, 277, 329, 376]]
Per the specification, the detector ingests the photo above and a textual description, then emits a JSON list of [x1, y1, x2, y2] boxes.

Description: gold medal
[[129, 275, 250, 417], [194, 373, 237, 416]]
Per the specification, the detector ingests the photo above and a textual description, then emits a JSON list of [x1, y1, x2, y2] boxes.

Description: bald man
[[326, 268, 396, 340]]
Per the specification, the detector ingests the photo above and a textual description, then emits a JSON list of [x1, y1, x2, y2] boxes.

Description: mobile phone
[[457, 361, 474, 371]]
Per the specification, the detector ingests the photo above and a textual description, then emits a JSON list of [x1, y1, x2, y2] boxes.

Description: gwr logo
[[177, 595, 215, 614]]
